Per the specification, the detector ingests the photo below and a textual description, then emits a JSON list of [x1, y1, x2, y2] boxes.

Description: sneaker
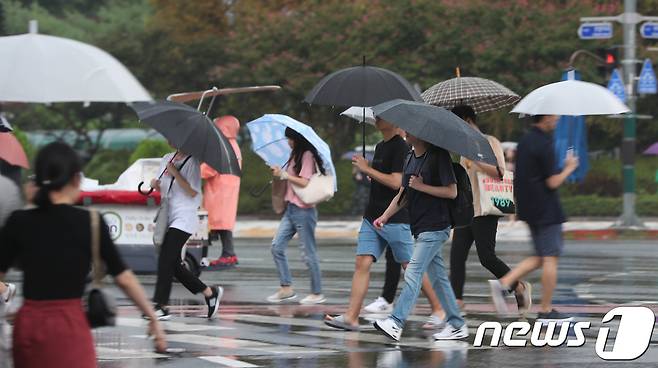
[[515, 281, 532, 316], [200, 257, 210, 267], [143, 304, 171, 321], [422, 314, 446, 330], [537, 309, 573, 325], [230, 255, 239, 265], [300, 294, 326, 305], [433, 323, 469, 340], [364, 297, 393, 314], [210, 256, 235, 267], [1, 283, 16, 306], [373, 318, 403, 341], [266, 289, 297, 303], [206, 286, 223, 319], [488, 279, 510, 315]]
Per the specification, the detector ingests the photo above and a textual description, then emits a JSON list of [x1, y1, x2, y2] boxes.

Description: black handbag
[[85, 210, 117, 328]]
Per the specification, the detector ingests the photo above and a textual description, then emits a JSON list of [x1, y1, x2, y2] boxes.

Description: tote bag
[[291, 162, 334, 205], [476, 171, 516, 216]]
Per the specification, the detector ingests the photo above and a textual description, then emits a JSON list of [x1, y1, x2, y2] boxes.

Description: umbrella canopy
[[304, 65, 422, 107], [511, 80, 630, 116], [131, 101, 241, 176], [0, 28, 151, 103], [422, 76, 520, 113], [372, 99, 497, 166], [246, 114, 337, 191], [340, 106, 375, 125], [644, 142, 658, 155], [0, 132, 30, 168]]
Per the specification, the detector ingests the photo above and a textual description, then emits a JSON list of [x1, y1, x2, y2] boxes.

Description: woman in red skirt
[[0, 142, 167, 368]]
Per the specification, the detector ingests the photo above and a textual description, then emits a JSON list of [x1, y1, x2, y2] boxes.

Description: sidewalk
[[233, 218, 658, 241]]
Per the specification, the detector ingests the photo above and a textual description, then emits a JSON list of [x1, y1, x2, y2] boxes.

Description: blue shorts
[[356, 219, 413, 263], [529, 223, 564, 257]]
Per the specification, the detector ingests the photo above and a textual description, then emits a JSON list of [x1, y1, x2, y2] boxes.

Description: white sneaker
[[374, 318, 403, 341], [300, 294, 326, 305], [422, 314, 446, 330], [488, 279, 510, 315], [364, 297, 393, 314], [200, 257, 210, 267], [1, 283, 16, 306], [433, 323, 469, 340], [266, 290, 297, 303]]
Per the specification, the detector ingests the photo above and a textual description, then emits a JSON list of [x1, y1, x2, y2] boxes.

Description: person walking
[[0, 174, 21, 308], [449, 105, 531, 315], [266, 128, 325, 305], [200, 116, 242, 268], [0, 143, 166, 368], [488, 115, 578, 322], [151, 149, 222, 320], [373, 134, 468, 341], [324, 118, 445, 331]]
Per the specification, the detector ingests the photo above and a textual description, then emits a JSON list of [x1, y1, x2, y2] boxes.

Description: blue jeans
[[391, 228, 464, 329], [271, 203, 322, 294]]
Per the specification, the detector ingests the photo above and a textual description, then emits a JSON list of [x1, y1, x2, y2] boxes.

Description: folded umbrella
[[246, 114, 337, 191], [131, 101, 241, 193], [511, 80, 630, 116], [0, 132, 30, 168], [372, 99, 497, 166]]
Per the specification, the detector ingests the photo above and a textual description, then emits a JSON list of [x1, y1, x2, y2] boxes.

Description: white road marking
[[199, 356, 259, 367]]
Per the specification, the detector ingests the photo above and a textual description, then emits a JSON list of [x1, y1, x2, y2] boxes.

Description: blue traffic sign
[[638, 59, 657, 94], [607, 69, 626, 102], [578, 22, 613, 39], [640, 22, 658, 39]]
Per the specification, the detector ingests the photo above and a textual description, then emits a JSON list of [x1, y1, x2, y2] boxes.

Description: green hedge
[[562, 195, 658, 217]]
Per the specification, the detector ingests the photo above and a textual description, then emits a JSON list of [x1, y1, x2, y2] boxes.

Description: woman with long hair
[[267, 127, 326, 305], [150, 148, 222, 320], [0, 142, 166, 368]]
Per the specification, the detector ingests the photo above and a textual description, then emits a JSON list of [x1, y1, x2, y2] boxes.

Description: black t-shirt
[[0, 205, 127, 300], [364, 135, 410, 224], [403, 147, 456, 236], [514, 127, 566, 225]]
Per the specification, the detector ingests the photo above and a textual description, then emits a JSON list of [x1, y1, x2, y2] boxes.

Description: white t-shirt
[[159, 153, 202, 235]]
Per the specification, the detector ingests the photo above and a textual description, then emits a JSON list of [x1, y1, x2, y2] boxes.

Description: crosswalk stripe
[[199, 356, 259, 367], [118, 317, 233, 331]]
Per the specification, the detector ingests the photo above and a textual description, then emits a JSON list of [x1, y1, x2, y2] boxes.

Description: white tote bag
[[291, 162, 334, 205], [476, 171, 516, 216]]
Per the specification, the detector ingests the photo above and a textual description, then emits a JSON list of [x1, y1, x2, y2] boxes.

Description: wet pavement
[[3, 238, 658, 367]]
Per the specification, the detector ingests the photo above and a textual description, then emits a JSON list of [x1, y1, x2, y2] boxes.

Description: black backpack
[[448, 162, 474, 229]]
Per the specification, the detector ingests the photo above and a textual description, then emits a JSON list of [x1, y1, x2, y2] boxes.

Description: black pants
[[153, 228, 207, 306], [450, 216, 517, 300], [203, 230, 236, 258], [381, 246, 402, 304]]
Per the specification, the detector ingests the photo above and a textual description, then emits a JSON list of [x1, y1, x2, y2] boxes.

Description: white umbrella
[[340, 106, 375, 125], [511, 80, 630, 116], [0, 22, 151, 103]]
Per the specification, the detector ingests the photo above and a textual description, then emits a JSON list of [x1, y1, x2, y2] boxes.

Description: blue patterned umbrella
[[554, 69, 590, 183], [246, 114, 337, 191]]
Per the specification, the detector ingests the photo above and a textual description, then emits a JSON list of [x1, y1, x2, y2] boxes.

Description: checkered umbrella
[[421, 77, 520, 113]]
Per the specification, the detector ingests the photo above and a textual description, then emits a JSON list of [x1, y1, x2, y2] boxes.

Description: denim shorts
[[356, 219, 413, 263], [529, 223, 564, 257]]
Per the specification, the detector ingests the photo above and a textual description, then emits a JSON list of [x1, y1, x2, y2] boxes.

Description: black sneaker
[[206, 286, 224, 319], [537, 309, 573, 325], [143, 304, 171, 321]]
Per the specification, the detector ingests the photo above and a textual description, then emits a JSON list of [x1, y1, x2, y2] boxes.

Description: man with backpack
[[373, 133, 468, 341]]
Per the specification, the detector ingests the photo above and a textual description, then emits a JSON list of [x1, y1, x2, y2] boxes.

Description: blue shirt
[[514, 127, 566, 225]]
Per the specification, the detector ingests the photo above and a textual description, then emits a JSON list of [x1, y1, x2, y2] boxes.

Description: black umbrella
[[371, 99, 497, 166], [304, 57, 423, 156], [131, 101, 241, 194]]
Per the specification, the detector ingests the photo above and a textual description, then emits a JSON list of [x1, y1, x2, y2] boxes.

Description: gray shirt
[[0, 175, 21, 228]]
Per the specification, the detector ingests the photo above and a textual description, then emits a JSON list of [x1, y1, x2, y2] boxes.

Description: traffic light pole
[[581, 0, 658, 228]]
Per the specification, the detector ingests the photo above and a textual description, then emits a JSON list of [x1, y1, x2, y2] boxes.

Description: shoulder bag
[[476, 170, 516, 216], [290, 161, 334, 205], [85, 209, 117, 328]]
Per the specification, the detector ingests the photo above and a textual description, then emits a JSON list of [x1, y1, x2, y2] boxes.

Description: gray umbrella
[[371, 99, 497, 165], [131, 101, 241, 186]]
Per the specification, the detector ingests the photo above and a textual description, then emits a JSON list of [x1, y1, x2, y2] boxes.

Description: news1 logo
[[474, 307, 655, 361]]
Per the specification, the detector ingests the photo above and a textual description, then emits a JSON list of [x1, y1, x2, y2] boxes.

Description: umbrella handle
[[137, 181, 155, 196], [249, 181, 272, 197]]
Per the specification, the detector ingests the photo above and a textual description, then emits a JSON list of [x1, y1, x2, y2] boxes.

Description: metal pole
[[617, 0, 643, 227]]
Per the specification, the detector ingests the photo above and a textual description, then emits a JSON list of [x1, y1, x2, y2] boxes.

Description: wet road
[[3, 238, 658, 367]]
